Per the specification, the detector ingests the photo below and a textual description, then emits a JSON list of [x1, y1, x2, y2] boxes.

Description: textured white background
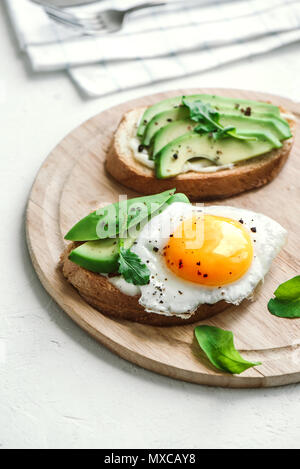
[[1, 1, 300, 449]]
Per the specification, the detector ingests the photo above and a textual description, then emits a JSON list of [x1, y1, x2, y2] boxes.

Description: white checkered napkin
[[5, 0, 300, 97]]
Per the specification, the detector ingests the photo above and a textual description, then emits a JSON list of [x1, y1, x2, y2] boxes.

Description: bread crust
[[106, 107, 296, 201], [61, 244, 229, 327]]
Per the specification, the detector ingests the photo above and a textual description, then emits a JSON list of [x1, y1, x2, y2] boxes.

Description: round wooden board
[[26, 88, 300, 388]]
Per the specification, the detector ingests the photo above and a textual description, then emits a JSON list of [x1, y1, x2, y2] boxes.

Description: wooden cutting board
[[26, 88, 300, 388]]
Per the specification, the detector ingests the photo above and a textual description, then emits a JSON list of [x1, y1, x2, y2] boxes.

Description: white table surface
[[1, 2, 300, 450]]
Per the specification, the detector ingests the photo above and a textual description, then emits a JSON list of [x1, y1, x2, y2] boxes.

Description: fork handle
[[127, 2, 168, 14]]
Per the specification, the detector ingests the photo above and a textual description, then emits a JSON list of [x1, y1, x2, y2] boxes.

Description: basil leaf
[[268, 298, 300, 318], [194, 326, 261, 375], [268, 276, 300, 318], [183, 98, 255, 143], [194, 123, 216, 134], [65, 189, 176, 241], [274, 275, 300, 301], [118, 246, 150, 286], [183, 98, 222, 129]]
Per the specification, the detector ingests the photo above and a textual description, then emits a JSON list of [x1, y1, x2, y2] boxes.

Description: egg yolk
[[164, 214, 253, 286]]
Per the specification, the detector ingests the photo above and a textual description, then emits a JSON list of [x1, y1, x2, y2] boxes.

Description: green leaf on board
[[194, 325, 261, 375], [268, 276, 300, 318]]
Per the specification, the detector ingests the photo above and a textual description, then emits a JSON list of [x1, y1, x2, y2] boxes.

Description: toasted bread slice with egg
[[61, 244, 229, 326], [106, 107, 296, 201]]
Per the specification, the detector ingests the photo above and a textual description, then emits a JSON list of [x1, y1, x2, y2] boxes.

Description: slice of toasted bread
[[61, 244, 229, 327], [106, 107, 296, 201]]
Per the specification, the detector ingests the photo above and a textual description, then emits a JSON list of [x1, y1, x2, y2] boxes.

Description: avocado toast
[[106, 94, 296, 200]]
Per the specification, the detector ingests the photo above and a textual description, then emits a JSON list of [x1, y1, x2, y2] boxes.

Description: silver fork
[[40, 1, 168, 35]]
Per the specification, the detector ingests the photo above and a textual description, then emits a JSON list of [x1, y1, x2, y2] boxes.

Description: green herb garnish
[[268, 276, 300, 318], [118, 239, 150, 286], [183, 98, 256, 142], [194, 325, 261, 375]]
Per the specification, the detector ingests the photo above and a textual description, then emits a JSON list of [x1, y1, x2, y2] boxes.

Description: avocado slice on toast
[[138, 94, 281, 138], [155, 132, 280, 179], [67, 192, 190, 273]]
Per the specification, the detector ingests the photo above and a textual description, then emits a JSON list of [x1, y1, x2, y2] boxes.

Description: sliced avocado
[[198, 94, 280, 115], [153, 120, 197, 158], [155, 132, 278, 179], [219, 114, 289, 141], [136, 191, 191, 220], [65, 189, 176, 241], [138, 94, 281, 137], [69, 237, 134, 274], [142, 107, 190, 146], [152, 115, 282, 158], [166, 192, 190, 205], [221, 110, 291, 139], [137, 192, 190, 220], [144, 108, 291, 147], [138, 97, 185, 137], [68, 193, 190, 273], [234, 129, 282, 148]]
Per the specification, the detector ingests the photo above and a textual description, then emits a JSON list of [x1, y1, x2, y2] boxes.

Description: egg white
[[124, 202, 288, 318]]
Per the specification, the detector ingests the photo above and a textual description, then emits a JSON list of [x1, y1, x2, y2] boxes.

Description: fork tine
[[47, 12, 84, 30], [78, 16, 103, 25], [47, 10, 94, 28], [78, 19, 106, 30], [47, 8, 106, 30], [72, 15, 107, 31], [47, 11, 107, 34]]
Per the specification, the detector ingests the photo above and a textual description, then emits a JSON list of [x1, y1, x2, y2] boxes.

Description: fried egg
[[129, 203, 287, 318]]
